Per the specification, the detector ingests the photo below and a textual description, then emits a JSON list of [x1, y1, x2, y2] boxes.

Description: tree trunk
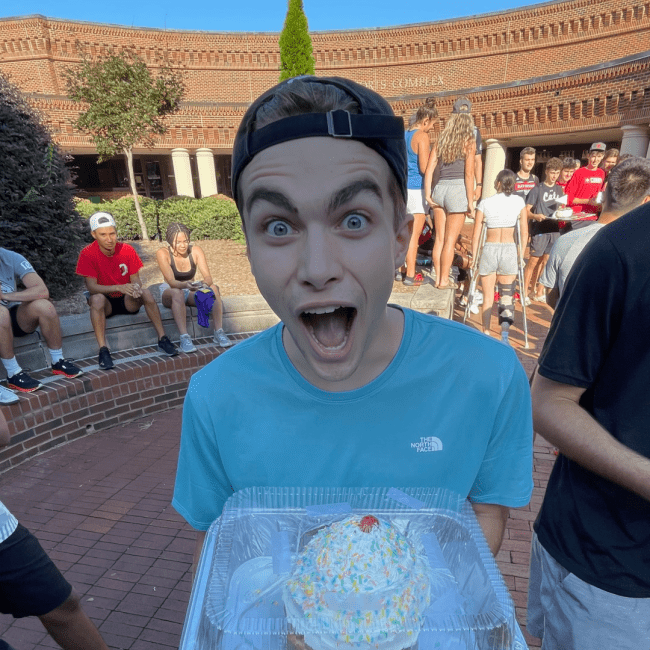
[[124, 147, 149, 241]]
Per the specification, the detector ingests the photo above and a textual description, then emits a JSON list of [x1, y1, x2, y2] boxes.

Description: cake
[[283, 515, 431, 650], [554, 207, 574, 219]]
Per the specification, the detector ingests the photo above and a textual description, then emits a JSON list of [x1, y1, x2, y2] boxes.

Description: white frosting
[[284, 516, 430, 650]]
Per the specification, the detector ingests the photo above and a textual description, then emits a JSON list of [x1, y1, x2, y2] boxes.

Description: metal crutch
[[462, 219, 487, 324], [515, 214, 530, 349]]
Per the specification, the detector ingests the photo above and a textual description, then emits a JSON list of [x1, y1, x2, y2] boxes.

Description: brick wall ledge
[[0, 287, 449, 475]]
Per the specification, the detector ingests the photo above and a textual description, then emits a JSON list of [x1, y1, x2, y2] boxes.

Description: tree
[[279, 0, 315, 81], [66, 50, 184, 240], [0, 72, 86, 300]]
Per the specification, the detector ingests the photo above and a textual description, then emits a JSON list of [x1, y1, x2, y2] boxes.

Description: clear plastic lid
[[180, 487, 528, 650]]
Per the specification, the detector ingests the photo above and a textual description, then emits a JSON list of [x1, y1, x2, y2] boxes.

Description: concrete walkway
[[0, 299, 555, 649]]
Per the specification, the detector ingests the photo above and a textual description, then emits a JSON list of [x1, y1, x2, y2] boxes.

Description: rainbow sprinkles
[[283, 515, 431, 650]]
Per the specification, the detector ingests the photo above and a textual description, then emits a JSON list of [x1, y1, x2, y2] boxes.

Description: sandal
[[403, 272, 424, 286]]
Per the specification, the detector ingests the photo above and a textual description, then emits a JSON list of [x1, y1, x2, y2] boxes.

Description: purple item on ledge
[[194, 289, 216, 328]]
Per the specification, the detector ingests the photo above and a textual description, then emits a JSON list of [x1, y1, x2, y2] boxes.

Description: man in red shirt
[[76, 212, 178, 370], [565, 143, 606, 230]]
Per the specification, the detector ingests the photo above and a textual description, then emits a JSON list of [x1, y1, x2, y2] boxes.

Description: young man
[[0, 248, 82, 400], [540, 157, 650, 308], [522, 157, 563, 304], [513, 147, 539, 203], [0, 413, 109, 650], [565, 142, 606, 228], [528, 174, 650, 650], [600, 147, 619, 175], [556, 157, 576, 191], [173, 77, 533, 572], [76, 212, 178, 370]]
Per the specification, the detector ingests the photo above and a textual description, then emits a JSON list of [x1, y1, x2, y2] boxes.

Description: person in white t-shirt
[[471, 170, 527, 344]]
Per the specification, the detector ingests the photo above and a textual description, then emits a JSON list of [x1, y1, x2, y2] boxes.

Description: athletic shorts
[[530, 232, 559, 257], [430, 179, 468, 214], [9, 306, 31, 339], [406, 188, 427, 215], [106, 295, 141, 319], [159, 283, 191, 303], [527, 532, 650, 649], [0, 524, 72, 618], [478, 242, 518, 276]]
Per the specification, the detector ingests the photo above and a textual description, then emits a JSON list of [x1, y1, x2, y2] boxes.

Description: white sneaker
[[0, 385, 19, 404], [179, 334, 197, 353], [524, 296, 532, 306], [533, 294, 547, 303], [213, 329, 233, 348]]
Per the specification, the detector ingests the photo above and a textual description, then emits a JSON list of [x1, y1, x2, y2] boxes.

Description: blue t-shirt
[[173, 308, 533, 530]]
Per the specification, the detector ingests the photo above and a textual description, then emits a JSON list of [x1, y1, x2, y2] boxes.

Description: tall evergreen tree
[[0, 72, 85, 300], [66, 49, 184, 241], [279, 0, 315, 81]]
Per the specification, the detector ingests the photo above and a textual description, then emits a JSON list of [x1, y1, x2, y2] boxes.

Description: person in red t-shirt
[[565, 143, 606, 231], [76, 212, 178, 370]]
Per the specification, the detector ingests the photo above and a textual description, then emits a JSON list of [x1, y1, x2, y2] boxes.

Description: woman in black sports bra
[[156, 223, 232, 352]]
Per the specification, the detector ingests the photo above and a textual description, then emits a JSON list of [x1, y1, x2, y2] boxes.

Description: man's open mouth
[[300, 306, 356, 351]]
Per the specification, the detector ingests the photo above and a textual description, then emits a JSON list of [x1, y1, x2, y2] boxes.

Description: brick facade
[[1, 0, 649, 154]]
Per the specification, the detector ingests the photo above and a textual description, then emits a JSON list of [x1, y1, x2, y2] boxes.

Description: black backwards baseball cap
[[452, 97, 472, 113], [231, 76, 407, 210]]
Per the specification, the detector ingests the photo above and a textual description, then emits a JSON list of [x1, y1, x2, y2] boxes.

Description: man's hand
[[121, 283, 142, 298], [473, 185, 482, 201]]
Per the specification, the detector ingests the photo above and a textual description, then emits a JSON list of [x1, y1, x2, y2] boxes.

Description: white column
[[171, 148, 195, 197], [482, 139, 507, 199], [619, 125, 650, 158], [196, 148, 219, 197]]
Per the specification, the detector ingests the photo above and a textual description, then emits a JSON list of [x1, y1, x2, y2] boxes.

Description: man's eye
[[342, 214, 368, 230], [265, 220, 294, 237]]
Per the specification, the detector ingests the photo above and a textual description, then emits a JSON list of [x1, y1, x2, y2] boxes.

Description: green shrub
[[75, 195, 245, 243], [0, 73, 86, 300]]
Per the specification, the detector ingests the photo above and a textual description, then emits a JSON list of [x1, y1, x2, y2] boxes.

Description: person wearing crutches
[[470, 170, 528, 344]]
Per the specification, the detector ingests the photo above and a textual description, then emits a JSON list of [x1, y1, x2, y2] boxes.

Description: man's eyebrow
[[246, 189, 298, 215], [328, 179, 383, 214]]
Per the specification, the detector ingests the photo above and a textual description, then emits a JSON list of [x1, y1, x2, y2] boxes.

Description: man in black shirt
[[521, 157, 563, 304], [528, 159, 650, 649]]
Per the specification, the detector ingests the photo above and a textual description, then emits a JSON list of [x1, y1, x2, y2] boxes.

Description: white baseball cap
[[89, 212, 116, 231]]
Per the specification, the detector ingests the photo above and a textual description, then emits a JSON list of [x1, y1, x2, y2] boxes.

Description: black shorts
[[9, 306, 32, 339], [530, 232, 559, 257], [106, 294, 140, 319], [0, 524, 72, 618]]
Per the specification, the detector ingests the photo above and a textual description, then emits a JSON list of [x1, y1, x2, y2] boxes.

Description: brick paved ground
[[0, 298, 554, 650]]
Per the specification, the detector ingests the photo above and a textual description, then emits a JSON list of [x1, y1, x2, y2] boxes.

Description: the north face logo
[[411, 436, 443, 453]]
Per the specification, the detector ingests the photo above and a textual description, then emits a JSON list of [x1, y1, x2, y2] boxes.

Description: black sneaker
[[6, 371, 42, 393], [52, 359, 83, 378], [98, 346, 114, 370], [157, 335, 178, 357]]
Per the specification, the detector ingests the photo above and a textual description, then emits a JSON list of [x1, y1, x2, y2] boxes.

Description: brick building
[[2, 0, 650, 201]]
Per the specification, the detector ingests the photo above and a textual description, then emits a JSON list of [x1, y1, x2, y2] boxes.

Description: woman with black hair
[[156, 223, 232, 352]]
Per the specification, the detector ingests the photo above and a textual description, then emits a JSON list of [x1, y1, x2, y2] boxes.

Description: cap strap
[[246, 110, 404, 160]]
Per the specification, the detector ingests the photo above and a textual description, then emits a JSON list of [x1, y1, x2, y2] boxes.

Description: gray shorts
[[406, 188, 427, 215], [430, 179, 468, 214], [478, 242, 518, 276], [530, 232, 559, 257], [527, 532, 650, 649]]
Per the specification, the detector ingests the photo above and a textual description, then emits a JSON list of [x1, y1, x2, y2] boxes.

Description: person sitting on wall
[[75, 212, 178, 371], [0, 247, 82, 400], [156, 223, 232, 352]]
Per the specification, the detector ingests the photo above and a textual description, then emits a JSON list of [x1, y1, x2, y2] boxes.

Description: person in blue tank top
[[399, 100, 437, 286], [172, 77, 533, 577]]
